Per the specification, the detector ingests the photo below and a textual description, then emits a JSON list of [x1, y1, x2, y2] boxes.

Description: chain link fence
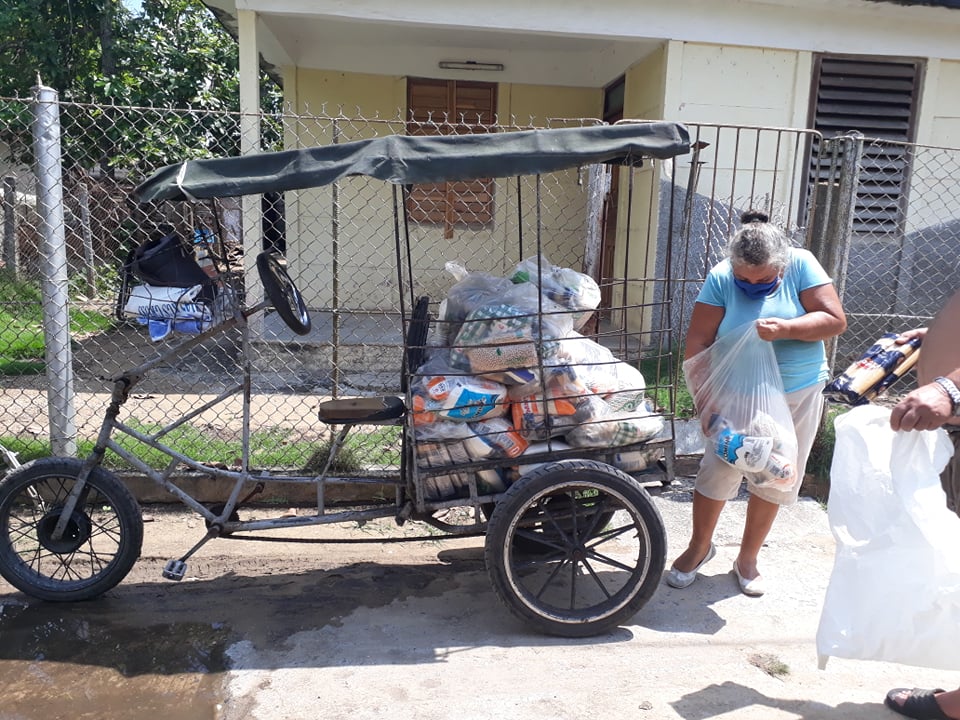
[[835, 138, 960, 366], [1, 90, 958, 483]]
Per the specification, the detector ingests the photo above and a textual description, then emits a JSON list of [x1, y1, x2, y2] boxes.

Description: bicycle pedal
[[162, 559, 187, 581]]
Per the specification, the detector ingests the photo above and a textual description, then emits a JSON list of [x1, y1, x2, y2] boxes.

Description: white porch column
[[238, 9, 264, 320]]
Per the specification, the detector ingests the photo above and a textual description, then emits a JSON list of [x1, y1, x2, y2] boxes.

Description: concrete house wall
[[202, 0, 960, 320]]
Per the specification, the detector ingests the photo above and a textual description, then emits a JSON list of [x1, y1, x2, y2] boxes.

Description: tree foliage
[[0, 0, 282, 175]]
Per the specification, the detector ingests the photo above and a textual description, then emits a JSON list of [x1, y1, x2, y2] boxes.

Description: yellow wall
[[607, 46, 669, 331], [282, 70, 604, 309]]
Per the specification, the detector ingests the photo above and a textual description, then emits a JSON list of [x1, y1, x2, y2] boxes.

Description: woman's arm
[[684, 302, 725, 360], [755, 282, 847, 342]]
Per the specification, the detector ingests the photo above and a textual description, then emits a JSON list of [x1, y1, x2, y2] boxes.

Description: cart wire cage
[[117, 122, 691, 514]]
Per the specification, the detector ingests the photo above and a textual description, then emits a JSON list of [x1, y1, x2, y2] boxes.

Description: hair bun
[[741, 210, 769, 224]]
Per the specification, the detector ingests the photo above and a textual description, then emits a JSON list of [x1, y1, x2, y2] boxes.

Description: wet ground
[[1, 477, 952, 720]]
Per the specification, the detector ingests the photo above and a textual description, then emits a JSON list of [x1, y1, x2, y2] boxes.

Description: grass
[[638, 350, 695, 416], [0, 269, 116, 375], [0, 424, 404, 475], [803, 403, 851, 503], [303, 427, 403, 473]]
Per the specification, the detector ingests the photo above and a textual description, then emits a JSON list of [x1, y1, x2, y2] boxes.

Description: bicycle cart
[[0, 121, 691, 637]]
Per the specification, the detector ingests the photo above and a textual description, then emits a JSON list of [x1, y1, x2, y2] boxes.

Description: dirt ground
[[0, 470, 952, 720]]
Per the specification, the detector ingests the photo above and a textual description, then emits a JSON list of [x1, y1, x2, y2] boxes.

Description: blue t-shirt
[[696, 247, 833, 393]]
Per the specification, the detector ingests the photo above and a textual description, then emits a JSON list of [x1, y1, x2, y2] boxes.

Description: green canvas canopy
[[135, 121, 690, 203]]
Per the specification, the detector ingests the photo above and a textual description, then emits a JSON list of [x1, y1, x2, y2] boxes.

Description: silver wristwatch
[[933, 376, 960, 416]]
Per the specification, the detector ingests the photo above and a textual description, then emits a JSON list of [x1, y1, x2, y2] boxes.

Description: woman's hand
[[755, 317, 789, 341]]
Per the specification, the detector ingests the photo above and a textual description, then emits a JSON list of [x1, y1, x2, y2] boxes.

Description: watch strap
[[933, 376, 960, 416]]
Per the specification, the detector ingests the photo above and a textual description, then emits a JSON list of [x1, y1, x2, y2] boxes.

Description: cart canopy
[[135, 121, 690, 203]]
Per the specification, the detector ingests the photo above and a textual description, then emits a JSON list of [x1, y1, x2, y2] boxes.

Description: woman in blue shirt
[[666, 211, 847, 596]]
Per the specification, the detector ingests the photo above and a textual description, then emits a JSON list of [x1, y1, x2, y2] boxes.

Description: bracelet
[[933, 376, 960, 416]]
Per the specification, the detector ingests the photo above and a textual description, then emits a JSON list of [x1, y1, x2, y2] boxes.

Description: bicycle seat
[[317, 396, 406, 425]]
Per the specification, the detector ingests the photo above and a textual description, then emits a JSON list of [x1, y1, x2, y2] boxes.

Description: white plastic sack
[[816, 404, 960, 670], [123, 283, 206, 320]]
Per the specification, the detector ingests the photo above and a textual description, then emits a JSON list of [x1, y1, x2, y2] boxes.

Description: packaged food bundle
[[565, 403, 665, 448], [467, 417, 529, 459], [450, 303, 563, 374], [416, 434, 519, 500], [410, 360, 509, 423], [511, 256, 601, 330], [705, 411, 797, 488], [823, 332, 922, 406], [440, 263, 517, 343], [512, 372, 607, 441]]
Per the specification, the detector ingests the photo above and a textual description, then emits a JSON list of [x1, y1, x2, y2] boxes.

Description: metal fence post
[[32, 83, 77, 457], [815, 132, 863, 372]]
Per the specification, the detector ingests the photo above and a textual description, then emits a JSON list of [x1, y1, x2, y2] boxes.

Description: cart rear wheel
[[485, 459, 665, 637], [257, 252, 312, 335], [0, 458, 143, 601]]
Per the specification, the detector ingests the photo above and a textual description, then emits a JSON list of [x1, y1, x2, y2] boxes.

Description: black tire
[[257, 252, 312, 335], [485, 459, 666, 637], [0, 457, 143, 601]]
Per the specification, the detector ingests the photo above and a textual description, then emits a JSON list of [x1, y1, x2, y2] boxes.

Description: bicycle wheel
[[257, 251, 312, 335], [485, 459, 666, 637], [0, 457, 143, 601]]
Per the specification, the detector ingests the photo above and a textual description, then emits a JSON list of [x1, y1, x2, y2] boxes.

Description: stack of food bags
[[412, 256, 664, 499]]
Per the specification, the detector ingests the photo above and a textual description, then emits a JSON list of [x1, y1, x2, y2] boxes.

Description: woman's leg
[[671, 445, 743, 573], [736, 494, 779, 579], [672, 490, 725, 572], [742, 382, 827, 579]]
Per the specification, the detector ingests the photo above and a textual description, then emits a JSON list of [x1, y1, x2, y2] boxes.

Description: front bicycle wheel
[[0, 457, 143, 601]]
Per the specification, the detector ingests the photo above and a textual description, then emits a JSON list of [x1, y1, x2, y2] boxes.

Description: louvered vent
[[808, 57, 921, 235]]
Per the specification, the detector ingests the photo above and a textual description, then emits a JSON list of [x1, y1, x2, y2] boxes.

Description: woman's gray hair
[[726, 211, 791, 270]]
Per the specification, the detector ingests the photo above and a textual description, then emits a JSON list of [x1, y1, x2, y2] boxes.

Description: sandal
[[885, 688, 952, 720]]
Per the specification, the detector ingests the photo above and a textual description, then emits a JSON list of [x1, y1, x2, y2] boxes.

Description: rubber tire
[[0, 457, 143, 601], [485, 459, 666, 637], [257, 252, 312, 335]]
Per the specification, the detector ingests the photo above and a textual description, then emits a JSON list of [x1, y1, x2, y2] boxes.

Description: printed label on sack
[[715, 427, 774, 472]]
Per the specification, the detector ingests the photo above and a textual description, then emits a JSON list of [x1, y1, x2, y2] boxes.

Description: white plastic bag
[[683, 321, 799, 489], [817, 404, 960, 670]]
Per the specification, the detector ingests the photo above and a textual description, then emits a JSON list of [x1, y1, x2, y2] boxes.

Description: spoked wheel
[[485, 459, 666, 637], [257, 251, 312, 335], [0, 457, 143, 601]]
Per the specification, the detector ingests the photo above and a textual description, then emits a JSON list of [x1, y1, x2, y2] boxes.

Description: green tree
[[0, 0, 281, 175]]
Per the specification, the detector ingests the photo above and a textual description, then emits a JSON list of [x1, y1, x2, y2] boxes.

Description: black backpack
[[115, 231, 216, 320]]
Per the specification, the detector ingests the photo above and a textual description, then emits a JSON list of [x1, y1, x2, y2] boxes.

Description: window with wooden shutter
[[807, 55, 922, 235], [406, 78, 497, 237]]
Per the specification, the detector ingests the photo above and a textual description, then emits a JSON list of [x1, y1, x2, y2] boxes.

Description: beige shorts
[[695, 381, 826, 506]]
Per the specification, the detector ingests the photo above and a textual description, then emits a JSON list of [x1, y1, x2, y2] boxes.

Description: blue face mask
[[734, 276, 780, 300]]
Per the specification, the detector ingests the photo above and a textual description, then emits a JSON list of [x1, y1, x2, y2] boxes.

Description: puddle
[[0, 600, 230, 720]]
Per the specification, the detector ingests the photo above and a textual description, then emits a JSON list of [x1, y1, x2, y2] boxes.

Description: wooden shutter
[[807, 56, 922, 235], [406, 78, 497, 237]]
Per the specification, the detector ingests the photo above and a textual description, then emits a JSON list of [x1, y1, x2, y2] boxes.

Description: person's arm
[[684, 302, 724, 361], [684, 302, 725, 427], [755, 283, 847, 342]]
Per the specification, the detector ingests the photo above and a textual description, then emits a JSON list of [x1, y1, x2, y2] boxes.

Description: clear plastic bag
[[683, 321, 799, 490]]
